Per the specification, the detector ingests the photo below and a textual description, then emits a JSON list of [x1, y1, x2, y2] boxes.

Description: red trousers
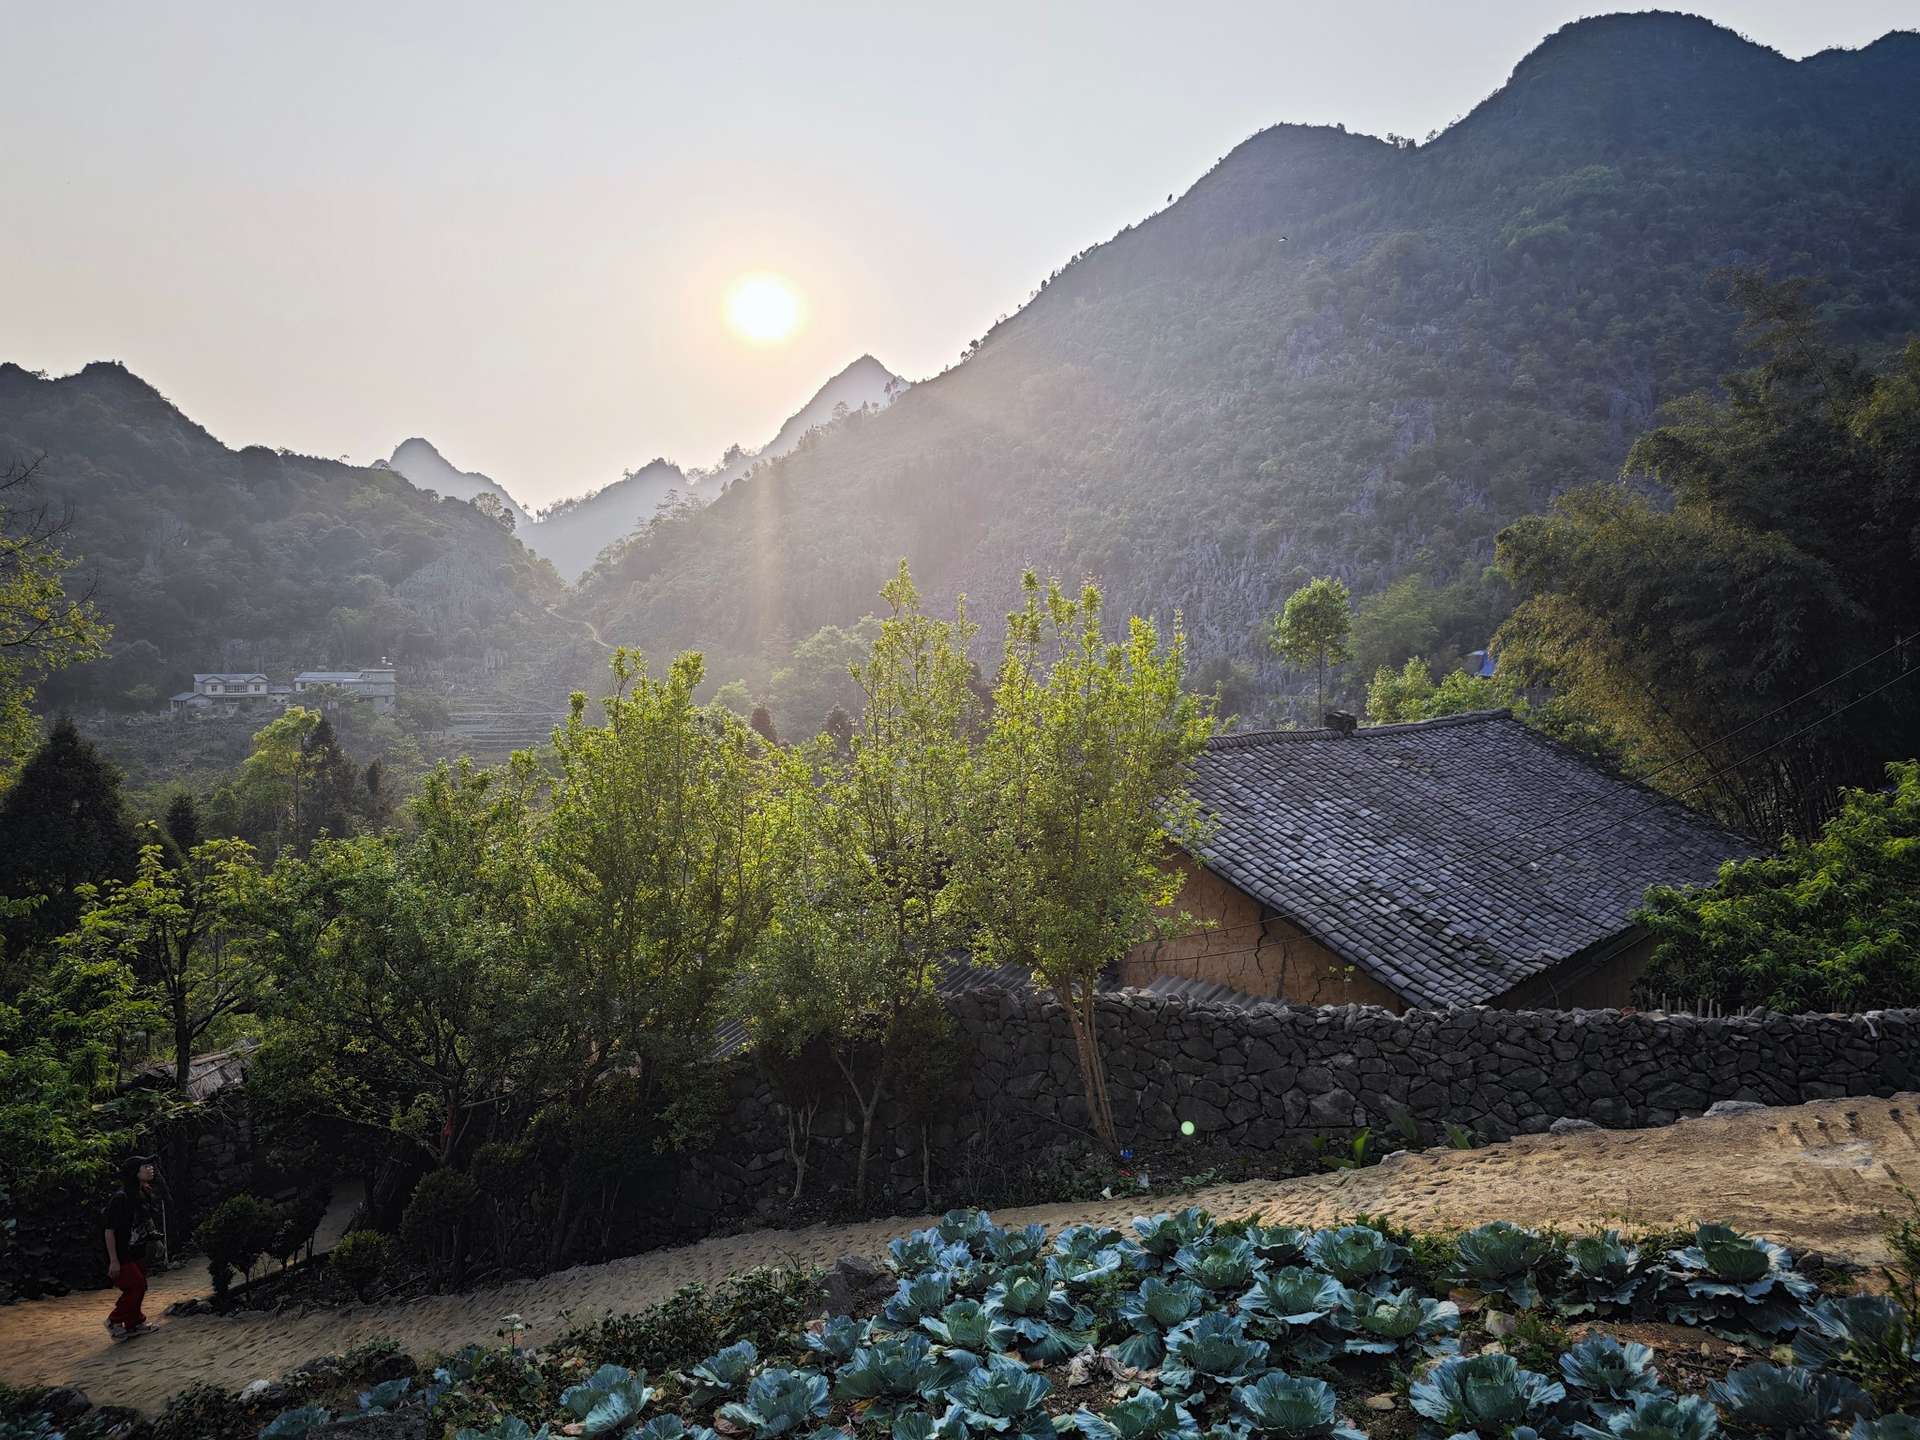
[[107, 1261, 147, 1328]]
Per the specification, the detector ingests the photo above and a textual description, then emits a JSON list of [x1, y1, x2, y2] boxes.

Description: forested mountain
[[0, 362, 567, 710], [382, 437, 536, 531], [572, 14, 1920, 687], [698, 353, 908, 493], [521, 458, 692, 582]]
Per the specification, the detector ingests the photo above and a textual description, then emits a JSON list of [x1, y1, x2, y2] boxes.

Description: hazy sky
[[4, 2, 1911, 507]]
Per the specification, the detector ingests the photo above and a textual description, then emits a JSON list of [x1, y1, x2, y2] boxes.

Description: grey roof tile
[[1181, 710, 1758, 1008]]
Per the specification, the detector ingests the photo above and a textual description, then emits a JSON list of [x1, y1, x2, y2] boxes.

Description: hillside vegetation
[[0, 363, 569, 710], [573, 15, 1920, 689]]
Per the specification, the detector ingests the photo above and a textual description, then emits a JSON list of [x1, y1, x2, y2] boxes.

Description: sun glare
[[725, 273, 803, 344]]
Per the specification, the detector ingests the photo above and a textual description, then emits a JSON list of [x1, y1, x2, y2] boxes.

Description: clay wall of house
[[1118, 857, 1405, 1009]]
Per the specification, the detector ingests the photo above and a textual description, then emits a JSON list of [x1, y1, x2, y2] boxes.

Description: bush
[[194, 1193, 278, 1296], [329, 1230, 394, 1300], [402, 1167, 478, 1285], [149, 1380, 253, 1440]]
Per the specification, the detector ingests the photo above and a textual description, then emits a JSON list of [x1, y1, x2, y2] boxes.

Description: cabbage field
[[23, 1208, 1920, 1440]]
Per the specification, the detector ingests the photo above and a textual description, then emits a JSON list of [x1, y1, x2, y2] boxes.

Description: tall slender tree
[[957, 574, 1212, 1152], [1268, 577, 1353, 721], [0, 717, 140, 959]]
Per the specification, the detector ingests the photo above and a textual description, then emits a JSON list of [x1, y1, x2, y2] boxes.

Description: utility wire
[[1516, 659, 1920, 872], [1491, 628, 1919, 859]]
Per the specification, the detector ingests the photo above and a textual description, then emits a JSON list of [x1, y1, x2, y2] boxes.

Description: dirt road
[[5, 1094, 1912, 1415]]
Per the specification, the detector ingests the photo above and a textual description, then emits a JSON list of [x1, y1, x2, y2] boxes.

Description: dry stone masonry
[[678, 990, 1919, 1223]]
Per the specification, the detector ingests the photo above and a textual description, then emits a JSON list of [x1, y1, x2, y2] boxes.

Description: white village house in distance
[[170, 664, 397, 716]]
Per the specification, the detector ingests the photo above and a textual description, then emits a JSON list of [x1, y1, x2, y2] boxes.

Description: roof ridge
[[1207, 709, 1514, 750]]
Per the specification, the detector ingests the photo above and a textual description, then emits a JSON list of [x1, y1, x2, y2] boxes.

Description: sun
[[725, 273, 803, 344]]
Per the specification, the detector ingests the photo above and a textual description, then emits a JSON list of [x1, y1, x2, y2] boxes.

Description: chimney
[[1324, 710, 1358, 735]]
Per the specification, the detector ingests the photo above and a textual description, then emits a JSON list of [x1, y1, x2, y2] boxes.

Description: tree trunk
[[831, 1048, 889, 1209], [786, 1100, 820, 1203], [1057, 983, 1118, 1152]]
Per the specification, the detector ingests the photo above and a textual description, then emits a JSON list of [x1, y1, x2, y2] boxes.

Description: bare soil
[[4, 1092, 1913, 1416]]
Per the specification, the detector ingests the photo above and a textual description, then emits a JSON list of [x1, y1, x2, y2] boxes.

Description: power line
[[1492, 629, 1919, 859], [1518, 659, 1920, 871]]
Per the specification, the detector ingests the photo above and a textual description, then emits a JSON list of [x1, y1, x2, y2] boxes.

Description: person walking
[[103, 1155, 161, 1339]]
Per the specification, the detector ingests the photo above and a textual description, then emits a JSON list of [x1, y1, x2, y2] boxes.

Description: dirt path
[[6, 1095, 1913, 1415]]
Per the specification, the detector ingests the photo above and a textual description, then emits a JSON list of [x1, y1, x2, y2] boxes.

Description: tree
[[957, 573, 1213, 1153], [67, 840, 268, 1094], [163, 792, 202, 856], [1268, 577, 1352, 720], [0, 459, 110, 784], [1366, 657, 1524, 726], [270, 761, 546, 1161], [209, 706, 366, 858], [472, 491, 517, 533], [0, 716, 140, 959], [538, 648, 785, 1252], [750, 704, 781, 747], [1636, 760, 1920, 1012], [1495, 276, 1920, 839]]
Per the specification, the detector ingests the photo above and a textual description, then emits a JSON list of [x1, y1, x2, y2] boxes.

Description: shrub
[[402, 1167, 479, 1283], [329, 1230, 394, 1299], [193, 1193, 278, 1296]]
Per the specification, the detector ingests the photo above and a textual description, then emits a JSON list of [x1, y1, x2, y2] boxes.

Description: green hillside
[[0, 361, 569, 711], [574, 14, 1920, 689]]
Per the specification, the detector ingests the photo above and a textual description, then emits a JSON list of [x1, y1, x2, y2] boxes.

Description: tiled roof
[[193, 672, 267, 683], [1183, 710, 1759, 1008]]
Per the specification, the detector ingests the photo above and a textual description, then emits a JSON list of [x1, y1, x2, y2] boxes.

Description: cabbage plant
[[946, 1354, 1057, 1440], [1108, 1276, 1209, 1369], [685, 1341, 759, 1406], [1569, 1394, 1720, 1440], [1245, 1224, 1313, 1268], [718, 1370, 832, 1440], [892, 1406, 971, 1440], [1335, 1286, 1459, 1358], [561, 1364, 654, 1437], [806, 1318, 871, 1364], [1072, 1388, 1203, 1440], [1173, 1237, 1261, 1295], [938, 1209, 997, 1248], [1707, 1364, 1873, 1440], [1051, 1246, 1129, 1294], [1453, 1222, 1555, 1309], [922, 1298, 992, 1353], [988, 1225, 1052, 1267], [1792, 1294, 1920, 1402], [833, 1334, 943, 1418], [1660, 1225, 1815, 1335], [1233, 1373, 1366, 1440], [1055, 1225, 1131, 1260], [1408, 1353, 1567, 1440], [1305, 1225, 1406, 1291], [1135, 1209, 1215, 1261], [1558, 1336, 1667, 1414], [262, 1408, 333, 1440], [985, 1264, 1096, 1361], [1159, 1311, 1271, 1399], [636, 1418, 719, 1440], [891, 1229, 974, 1277], [1851, 1420, 1920, 1440], [883, 1272, 957, 1330], [358, 1378, 412, 1412], [1558, 1231, 1652, 1318]]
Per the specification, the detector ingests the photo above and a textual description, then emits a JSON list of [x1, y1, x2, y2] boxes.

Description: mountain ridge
[[569, 12, 1920, 699]]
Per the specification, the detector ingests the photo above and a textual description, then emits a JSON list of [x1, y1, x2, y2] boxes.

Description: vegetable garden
[[11, 1201, 1914, 1440]]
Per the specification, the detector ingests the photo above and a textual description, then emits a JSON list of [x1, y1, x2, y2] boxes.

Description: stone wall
[[675, 990, 1920, 1226]]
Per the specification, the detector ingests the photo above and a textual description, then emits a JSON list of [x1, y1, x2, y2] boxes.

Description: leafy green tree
[[1268, 578, 1352, 720], [0, 919, 154, 1211], [163, 791, 202, 856], [66, 840, 269, 1094], [0, 715, 140, 959], [957, 574, 1213, 1152], [264, 760, 548, 1170], [0, 459, 110, 783], [1496, 276, 1920, 839], [768, 616, 884, 742], [742, 566, 978, 1205], [1367, 658, 1524, 726], [1636, 760, 1920, 1012], [206, 706, 369, 859], [539, 648, 787, 1247]]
